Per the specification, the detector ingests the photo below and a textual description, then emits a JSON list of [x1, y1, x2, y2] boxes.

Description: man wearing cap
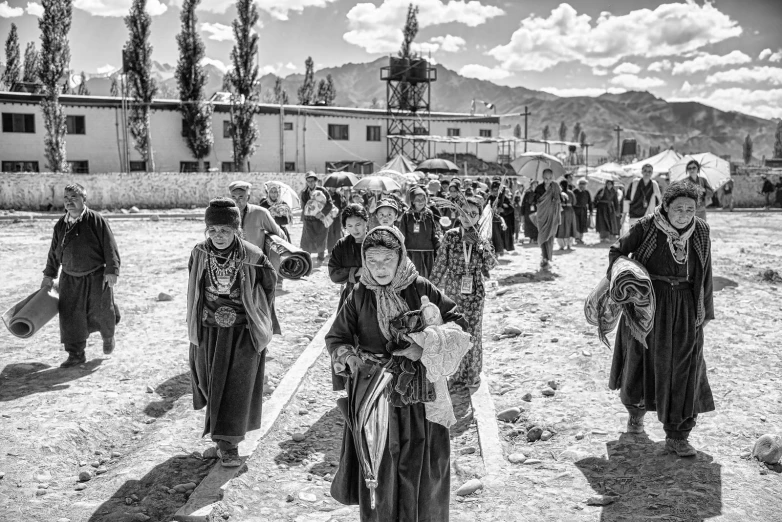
[[299, 172, 333, 262], [41, 183, 121, 367], [573, 179, 593, 244], [228, 181, 286, 253], [624, 164, 662, 228]]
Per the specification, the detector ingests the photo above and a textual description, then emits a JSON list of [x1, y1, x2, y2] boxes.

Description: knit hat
[[228, 180, 251, 193], [375, 198, 399, 214], [205, 197, 241, 229]]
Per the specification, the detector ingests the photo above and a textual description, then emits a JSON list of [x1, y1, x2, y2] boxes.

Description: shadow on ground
[[499, 271, 559, 286], [712, 276, 739, 292], [84, 454, 216, 522], [575, 432, 722, 521], [274, 406, 344, 478], [0, 359, 104, 402], [143, 372, 192, 418]]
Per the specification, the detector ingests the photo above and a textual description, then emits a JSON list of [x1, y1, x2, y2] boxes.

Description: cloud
[[187, 0, 337, 17], [671, 86, 782, 120], [73, 0, 167, 17], [201, 22, 234, 42], [592, 67, 608, 76], [613, 62, 641, 75], [25, 2, 42, 16], [96, 64, 116, 74], [458, 64, 512, 81], [0, 1, 23, 16], [758, 48, 782, 62], [200, 57, 229, 73], [759, 48, 772, 60], [705, 66, 782, 86], [417, 35, 466, 53], [647, 59, 672, 72], [678, 80, 694, 94], [344, 0, 504, 54], [487, 2, 741, 72], [609, 74, 665, 90], [259, 62, 298, 76], [671, 50, 751, 75], [541, 86, 625, 97]]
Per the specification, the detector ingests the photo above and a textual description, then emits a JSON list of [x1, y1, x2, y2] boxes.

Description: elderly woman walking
[[187, 198, 279, 467], [399, 186, 441, 278], [607, 181, 715, 457], [430, 197, 497, 388], [595, 180, 620, 242], [326, 226, 468, 522], [259, 182, 293, 242]]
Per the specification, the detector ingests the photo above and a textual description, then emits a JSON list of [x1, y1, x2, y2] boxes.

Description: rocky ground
[[1, 211, 780, 522]]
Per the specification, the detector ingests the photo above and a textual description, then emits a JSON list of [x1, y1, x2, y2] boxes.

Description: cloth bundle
[[584, 256, 656, 349], [264, 234, 313, 280], [3, 288, 59, 339]]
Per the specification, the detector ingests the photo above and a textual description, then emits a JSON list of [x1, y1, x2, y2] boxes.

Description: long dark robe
[[188, 241, 276, 443], [521, 191, 538, 240], [595, 187, 619, 238], [59, 271, 118, 345], [300, 186, 333, 255], [327, 192, 346, 253], [573, 188, 592, 234], [607, 222, 715, 426], [399, 209, 441, 279], [325, 277, 466, 522], [500, 196, 516, 251], [556, 189, 577, 239]]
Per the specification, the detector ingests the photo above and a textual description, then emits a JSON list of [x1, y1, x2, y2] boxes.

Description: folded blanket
[[584, 256, 655, 348]]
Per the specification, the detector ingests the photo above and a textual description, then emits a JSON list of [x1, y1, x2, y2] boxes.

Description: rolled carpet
[[584, 256, 655, 348], [264, 234, 313, 280], [3, 287, 59, 339]]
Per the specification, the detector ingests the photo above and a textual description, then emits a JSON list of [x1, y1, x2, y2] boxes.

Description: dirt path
[[1, 212, 781, 522]]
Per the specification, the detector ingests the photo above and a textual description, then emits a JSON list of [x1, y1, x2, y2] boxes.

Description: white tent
[[624, 149, 683, 176]]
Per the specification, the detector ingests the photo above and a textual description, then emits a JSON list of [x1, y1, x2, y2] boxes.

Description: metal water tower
[[381, 56, 437, 162]]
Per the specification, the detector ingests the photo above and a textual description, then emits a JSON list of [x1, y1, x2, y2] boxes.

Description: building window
[[68, 160, 89, 174], [328, 124, 349, 141], [414, 126, 428, 135], [221, 161, 236, 172], [284, 162, 296, 172], [181, 119, 188, 137], [2, 161, 39, 172], [223, 121, 232, 139], [180, 161, 210, 172], [447, 128, 460, 137], [66, 115, 86, 135], [2, 113, 35, 133], [479, 129, 492, 138], [366, 126, 381, 142], [283, 122, 293, 131], [129, 161, 147, 172]]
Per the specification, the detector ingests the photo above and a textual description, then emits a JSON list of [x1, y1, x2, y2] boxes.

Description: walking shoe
[[60, 352, 86, 368], [103, 337, 115, 355], [665, 437, 697, 457], [219, 446, 243, 467], [626, 415, 645, 434]]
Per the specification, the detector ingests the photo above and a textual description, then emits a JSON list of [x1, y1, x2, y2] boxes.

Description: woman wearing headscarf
[[499, 185, 516, 252], [328, 203, 368, 312], [556, 179, 577, 250], [300, 173, 334, 263], [259, 182, 293, 242], [399, 186, 441, 279], [520, 180, 538, 244], [430, 197, 498, 388], [595, 180, 620, 242], [326, 227, 468, 522], [533, 169, 562, 270], [186, 198, 279, 467], [606, 181, 715, 457], [327, 187, 347, 253]]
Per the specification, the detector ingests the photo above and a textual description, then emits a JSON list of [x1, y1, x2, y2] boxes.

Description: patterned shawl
[[651, 206, 695, 263], [360, 226, 420, 341]]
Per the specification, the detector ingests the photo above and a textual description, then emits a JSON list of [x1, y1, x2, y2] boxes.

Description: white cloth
[[409, 323, 471, 428]]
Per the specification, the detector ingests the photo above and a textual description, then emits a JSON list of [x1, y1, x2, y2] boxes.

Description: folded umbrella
[[264, 235, 313, 280], [3, 287, 59, 339]]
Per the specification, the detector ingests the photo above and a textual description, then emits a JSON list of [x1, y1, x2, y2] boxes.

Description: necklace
[[208, 246, 240, 294]]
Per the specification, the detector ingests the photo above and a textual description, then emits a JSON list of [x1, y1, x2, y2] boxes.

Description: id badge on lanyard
[[461, 243, 474, 294], [413, 222, 421, 233]]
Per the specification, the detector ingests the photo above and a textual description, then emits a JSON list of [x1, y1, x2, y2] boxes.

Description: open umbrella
[[511, 152, 566, 181], [373, 169, 406, 185], [415, 158, 460, 173], [669, 153, 731, 191], [264, 181, 300, 209], [354, 175, 401, 192], [324, 172, 360, 188]]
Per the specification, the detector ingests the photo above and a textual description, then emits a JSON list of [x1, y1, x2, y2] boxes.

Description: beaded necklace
[[207, 244, 240, 294]]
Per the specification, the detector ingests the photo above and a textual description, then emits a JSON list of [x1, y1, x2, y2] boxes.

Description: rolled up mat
[[2, 287, 60, 339], [264, 234, 313, 280]]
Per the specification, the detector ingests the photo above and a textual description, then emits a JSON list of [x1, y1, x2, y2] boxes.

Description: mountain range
[[4, 57, 778, 160]]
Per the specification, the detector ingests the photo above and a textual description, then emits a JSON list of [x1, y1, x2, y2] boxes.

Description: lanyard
[[462, 242, 473, 266]]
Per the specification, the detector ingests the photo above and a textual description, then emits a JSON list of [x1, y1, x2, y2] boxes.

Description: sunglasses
[[686, 166, 698, 171]]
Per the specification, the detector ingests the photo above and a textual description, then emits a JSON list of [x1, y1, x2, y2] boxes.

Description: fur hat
[[205, 198, 241, 229]]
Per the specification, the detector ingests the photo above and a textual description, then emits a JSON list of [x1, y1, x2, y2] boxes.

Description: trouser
[[59, 271, 118, 351], [722, 194, 733, 210], [765, 193, 772, 207], [540, 237, 554, 262], [65, 340, 87, 355], [556, 238, 572, 248], [625, 404, 697, 440]]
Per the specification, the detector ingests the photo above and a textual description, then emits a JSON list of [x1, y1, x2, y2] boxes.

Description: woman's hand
[[396, 336, 424, 361], [346, 355, 362, 374]]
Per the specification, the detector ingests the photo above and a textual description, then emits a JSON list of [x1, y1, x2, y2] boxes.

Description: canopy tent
[[623, 149, 683, 176], [380, 154, 417, 174]]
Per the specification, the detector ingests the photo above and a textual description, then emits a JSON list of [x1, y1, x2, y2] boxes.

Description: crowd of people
[[35, 162, 723, 521]]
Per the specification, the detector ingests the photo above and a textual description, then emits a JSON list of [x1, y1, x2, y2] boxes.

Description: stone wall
[[0, 172, 311, 210]]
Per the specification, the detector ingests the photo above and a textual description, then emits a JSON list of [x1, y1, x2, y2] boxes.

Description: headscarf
[[652, 206, 695, 264], [360, 226, 419, 341], [264, 181, 293, 223]]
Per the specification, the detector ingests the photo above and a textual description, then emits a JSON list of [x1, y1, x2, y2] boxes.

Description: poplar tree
[[541, 125, 550, 141], [22, 42, 39, 83], [297, 56, 314, 105], [743, 134, 753, 165], [228, 0, 259, 172], [39, 0, 72, 172], [325, 74, 336, 105], [513, 124, 521, 139], [572, 122, 582, 143], [2, 24, 21, 90], [110, 75, 119, 97], [124, 0, 158, 171], [558, 121, 567, 141], [774, 121, 782, 159], [273, 76, 288, 104], [398, 4, 419, 59], [176, 0, 213, 172], [579, 130, 587, 147]]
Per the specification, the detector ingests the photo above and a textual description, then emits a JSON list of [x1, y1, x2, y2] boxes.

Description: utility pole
[[614, 124, 623, 160], [521, 106, 532, 152]]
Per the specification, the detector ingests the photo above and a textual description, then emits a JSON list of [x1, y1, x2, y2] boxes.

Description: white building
[[0, 92, 501, 174]]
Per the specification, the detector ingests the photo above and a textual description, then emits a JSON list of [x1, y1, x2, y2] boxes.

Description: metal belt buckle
[[670, 278, 679, 286]]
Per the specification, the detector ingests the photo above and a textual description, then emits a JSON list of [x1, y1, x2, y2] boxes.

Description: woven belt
[[649, 274, 692, 288]]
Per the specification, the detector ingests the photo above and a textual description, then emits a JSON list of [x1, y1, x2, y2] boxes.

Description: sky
[[1, 0, 781, 119]]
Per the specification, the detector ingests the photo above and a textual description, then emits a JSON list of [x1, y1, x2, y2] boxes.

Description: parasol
[[323, 172, 360, 188], [668, 153, 731, 191], [354, 175, 401, 192], [415, 158, 460, 173], [264, 181, 300, 210], [511, 152, 566, 181], [372, 169, 407, 186]]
